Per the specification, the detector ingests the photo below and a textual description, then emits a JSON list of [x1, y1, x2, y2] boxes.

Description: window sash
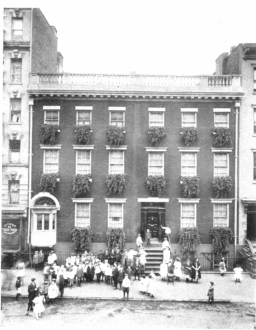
[[109, 151, 124, 174], [214, 113, 229, 128], [44, 150, 59, 173], [214, 153, 228, 176], [9, 181, 19, 203], [148, 152, 164, 175], [10, 149, 20, 163], [75, 203, 90, 227], [182, 113, 196, 127], [254, 152, 256, 181], [45, 111, 59, 125], [110, 111, 124, 126], [11, 61, 22, 83], [12, 18, 23, 38], [36, 214, 54, 231], [76, 151, 91, 174], [181, 204, 196, 228], [213, 204, 228, 227], [108, 204, 123, 228], [253, 109, 256, 135], [181, 153, 196, 176], [77, 111, 91, 125], [149, 112, 164, 127]]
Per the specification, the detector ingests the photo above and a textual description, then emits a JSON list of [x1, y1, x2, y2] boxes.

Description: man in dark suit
[[26, 278, 37, 315], [112, 262, 119, 289]]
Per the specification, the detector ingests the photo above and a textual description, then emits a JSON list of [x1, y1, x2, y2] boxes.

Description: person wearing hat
[[174, 257, 182, 281], [122, 274, 131, 300], [26, 278, 37, 315], [207, 282, 214, 304], [48, 279, 58, 304], [162, 238, 170, 250], [219, 257, 226, 276]]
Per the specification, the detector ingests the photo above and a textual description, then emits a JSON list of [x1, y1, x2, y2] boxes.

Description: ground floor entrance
[[247, 204, 256, 241]]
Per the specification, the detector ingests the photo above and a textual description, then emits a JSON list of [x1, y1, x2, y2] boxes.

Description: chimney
[[215, 52, 229, 75]]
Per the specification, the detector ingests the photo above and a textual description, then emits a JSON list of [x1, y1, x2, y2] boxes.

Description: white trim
[[108, 107, 126, 111], [211, 148, 233, 153], [148, 152, 164, 176], [180, 203, 197, 228], [213, 108, 231, 113], [30, 192, 60, 209], [138, 198, 169, 202], [40, 145, 62, 149], [214, 112, 229, 128], [181, 112, 197, 128], [213, 203, 229, 227], [148, 108, 165, 112], [109, 150, 125, 174], [76, 109, 92, 125], [146, 147, 168, 152], [44, 109, 60, 125], [149, 111, 165, 127], [213, 153, 229, 177], [180, 108, 198, 112], [178, 198, 200, 203], [181, 152, 197, 176], [43, 149, 59, 173], [178, 147, 200, 152], [105, 198, 127, 203], [72, 198, 94, 203], [75, 106, 93, 110], [43, 106, 60, 110], [73, 145, 94, 150], [76, 149, 91, 175], [106, 145, 127, 150], [74, 202, 91, 227], [107, 203, 124, 228], [211, 199, 233, 204]]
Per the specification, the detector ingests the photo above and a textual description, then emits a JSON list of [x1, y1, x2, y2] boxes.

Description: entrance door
[[146, 213, 159, 238], [247, 206, 256, 241]]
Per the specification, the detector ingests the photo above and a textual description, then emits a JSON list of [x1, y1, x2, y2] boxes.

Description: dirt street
[[1, 297, 255, 329]]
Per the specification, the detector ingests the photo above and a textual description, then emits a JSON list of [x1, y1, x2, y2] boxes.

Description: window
[[36, 214, 50, 231], [11, 59, 22, 83], [52, 214, 56, 230], [9, 180, 19, 204], [108, 203, 123, 228], [75, 203, 90, 227], [12, 18, 23, 40], [44, 150, 59, 173], [76, 150, 91, 174], [214, 153, 229, 176], [148, 152, 164, 175], [253, 109, 256, 135], [213, 204, 229, 227], [182, 113, 197, 127], [109, 111, 125, 126], [149, 112, 164, 127], [77, 111, 91, 125], [181, 153, 196, 176], [214, 113, 229, 128], [44, 111, 59, 125], [109, 151, 124, 174], [254, 152, 256, 181], [254, 68, 256, 92], [9, 140, 20, 163], [181, 203, 196, 228], [10, 98, 21, 122]]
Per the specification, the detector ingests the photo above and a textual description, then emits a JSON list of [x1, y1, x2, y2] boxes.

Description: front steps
[[144, 241, 163, 275]]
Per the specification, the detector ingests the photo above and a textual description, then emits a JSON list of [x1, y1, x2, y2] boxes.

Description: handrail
[[244, 238, 254, 256]]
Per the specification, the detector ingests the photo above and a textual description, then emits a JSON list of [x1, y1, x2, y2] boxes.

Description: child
[[207, 282, 214, 304], [234, 264, 243, 283], [139, 275, 147, 294], [145, 229, 152, 247], [105, 263, 111, 284], [41, 280, 49, 303], [33, 290, 45, 320], [15, 277, 22, 301], [136, 234, 143, 248], [219, 258, 226, 276]]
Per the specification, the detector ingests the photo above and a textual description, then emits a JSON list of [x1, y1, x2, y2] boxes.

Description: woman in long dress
[[33, 290, 45, 320], [147, 275, 156, 298], [48, 280, 58, 304], [163, 247, 170, 264], [174, 257, 182, 280], [160, 262, 168, 280]]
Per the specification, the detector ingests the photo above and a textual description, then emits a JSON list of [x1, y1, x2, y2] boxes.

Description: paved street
[[1, 298, 255, 329]]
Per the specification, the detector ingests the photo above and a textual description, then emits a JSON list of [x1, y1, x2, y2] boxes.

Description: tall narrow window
[[10, 98, 21, 122], [148, 152, 164, 175], [12, 18, 23, 40], [76, 150, 91, 174], [52, 214, 56, 230], [75, 203, 90, 227], [181, 203, 196, 228], [109, 151, 124, 174], [254, 68, 256, 92], [109, 111, 125, 126], [253, 152, 256, 181], [181, 153, 196, 176], [253, 109, 256, 135], [214, 153, 229, 176], [44, 150, 59, 173], [213, 204, 228, 227], [36, 214, 51, 231], [108, 203, 123, 228], [9, 140, 20, 163], [44, 111, 59, 125], [9, 180, 20, 204], [11, 59, 22, 83]]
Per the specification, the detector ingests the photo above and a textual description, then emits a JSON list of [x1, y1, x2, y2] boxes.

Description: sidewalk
[[1, 268, 255, 303]]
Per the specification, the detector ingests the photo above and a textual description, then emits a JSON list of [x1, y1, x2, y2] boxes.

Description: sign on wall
[[3, 223, 18, 235]]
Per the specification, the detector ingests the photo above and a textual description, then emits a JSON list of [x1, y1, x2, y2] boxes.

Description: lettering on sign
[[3, 223, 18, 235]]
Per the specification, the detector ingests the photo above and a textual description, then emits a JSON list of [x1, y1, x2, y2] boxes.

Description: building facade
[[27, 74, 243, 260], [2, 8, 60, 257]]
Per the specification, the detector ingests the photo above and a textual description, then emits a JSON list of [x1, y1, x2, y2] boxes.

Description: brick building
[[27, 73, 243, 262], [2, 8, 61, 257]]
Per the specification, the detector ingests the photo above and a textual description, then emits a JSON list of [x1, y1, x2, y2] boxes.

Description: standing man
[[161, 225, 171, 243], [26, 278, 37, 316], [122, 274, 131, 300]]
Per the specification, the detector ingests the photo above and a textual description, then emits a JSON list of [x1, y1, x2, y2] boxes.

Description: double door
[[146, 213, 159, 238]]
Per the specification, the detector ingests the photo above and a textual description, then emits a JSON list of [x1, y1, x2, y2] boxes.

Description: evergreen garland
[[148, 126, 166, 146], [212, 128, 232, 147], [107, 126, 125, 147], [71, 227, 94, 250], [105, 174, 126, 195], [180, 127, 198, 146], [180, 176, 200, 198], [74, 125, 93, 145], [145, 175, 166, 197], [73, 174, 91, 197], [210, 226, 233, 255], [41, 124, 59, 145], [106, 228, 126, 251], [212, 176, 232, 198]]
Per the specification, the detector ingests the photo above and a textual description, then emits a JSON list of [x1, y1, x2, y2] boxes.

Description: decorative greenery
[[39, 173, 59, 194], [212, 128, 232, 147], [212, 176, 232, 198], [71, 227, 94, 250], [73, 174, 91, 197], [148, 126, 166, 146], [106, 228, 126, 251], [107, 126, 125, 147], [180, 176, 200, 198], [180, 127, 198, 146], [178, 227, 201, 257], [105, 174, 126, 195], [145, 175, 166, 197], [210, 226, 233, 255], [74, 125, 93, 145], [41, 124, 59, 145]]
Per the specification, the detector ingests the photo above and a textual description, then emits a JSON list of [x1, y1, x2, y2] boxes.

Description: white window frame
[[11, 59, 22, 83], [44, 110, 60, 125], [105, 199, 126, 228], [254, 68, 256, 92], [75, 203, 91, 227], [253, 152, 256, 182], [180, 203, 197, 228], [212, 203, 229, 227], [148, 152, 164, 176], [181, 108, 198, 128], [76, 106, 93, 125], [213, 153, 229, 177], [12, 17, 23, 40], [43, 150, 59, 173], [10, 98, 21, 122], [181, 152, 197, 176], [253, 107, 256, 136], [213, 109, 230, 128], [109, 107, 126, 127], [36, 213, 52, 231], [9, 180, 20, 204], [109, 150, 124, 174], [76, 150, 91, 175], [148, 108, 165, 127]]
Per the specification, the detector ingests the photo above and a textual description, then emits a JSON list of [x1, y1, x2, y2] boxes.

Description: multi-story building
[[27, 73, 243, 267], [2, 8, 61, 259], [216, 44, 256, 257]]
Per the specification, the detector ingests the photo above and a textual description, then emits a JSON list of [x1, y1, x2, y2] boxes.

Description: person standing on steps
[[145, 229, 152, 247], [161, 225, 171, 244]]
